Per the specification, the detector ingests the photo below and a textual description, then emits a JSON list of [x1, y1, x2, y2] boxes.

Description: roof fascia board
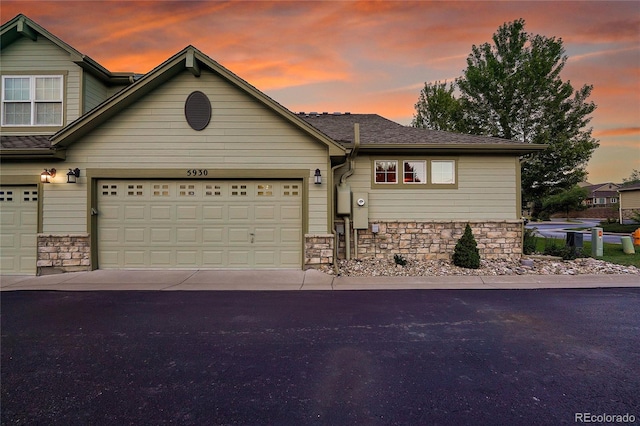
[[0, 149, 66, 160]]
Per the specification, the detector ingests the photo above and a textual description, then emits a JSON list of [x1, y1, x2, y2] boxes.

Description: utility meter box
[[591, 227, 603, 257], [352, 192, 369, 229], [336, 183, 351, 216]]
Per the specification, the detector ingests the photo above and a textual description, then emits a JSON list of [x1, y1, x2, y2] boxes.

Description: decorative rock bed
[[321, 257, 640, 277]]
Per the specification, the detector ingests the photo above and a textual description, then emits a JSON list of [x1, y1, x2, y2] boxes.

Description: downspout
[[339, 124, 360, 260], [331, 160, 347, 274]]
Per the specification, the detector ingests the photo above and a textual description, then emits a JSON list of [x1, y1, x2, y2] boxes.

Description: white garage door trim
[[97, 180, 303, 269], [0, 185, 39, 274]]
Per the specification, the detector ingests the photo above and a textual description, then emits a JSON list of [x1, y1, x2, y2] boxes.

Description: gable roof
[[1, 14, 135, 85], [584, 183, 620, 198], [300, 113, 547, 154], [48, 45, 346, 156]]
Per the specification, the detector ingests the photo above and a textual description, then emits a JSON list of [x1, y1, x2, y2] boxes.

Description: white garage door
[[0, 186, 38, 274], [97, 180, 302, 269]]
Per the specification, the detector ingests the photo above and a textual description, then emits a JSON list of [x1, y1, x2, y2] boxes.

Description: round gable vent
[[185, 91, 211, 131]]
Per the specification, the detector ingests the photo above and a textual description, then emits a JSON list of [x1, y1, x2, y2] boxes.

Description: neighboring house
[[0, 14, 545, 275], [618, 184, 640, 224], [583, 183, 620, 207]]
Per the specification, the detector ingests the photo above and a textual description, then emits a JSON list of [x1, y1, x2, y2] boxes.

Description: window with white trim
[[2, 75, 63, 126], [403, 161, 426, 184], [374, 160, 398, 184], [431, 160, 456, 184]]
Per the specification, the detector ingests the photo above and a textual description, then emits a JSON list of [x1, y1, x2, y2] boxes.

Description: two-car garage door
[[97, 180, 302, 269]]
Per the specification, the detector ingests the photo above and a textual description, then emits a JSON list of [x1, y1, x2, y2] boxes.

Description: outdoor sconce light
[[40, 168, 56, 183], [314, 168, 322, 185], [67, 168, 81, 183]]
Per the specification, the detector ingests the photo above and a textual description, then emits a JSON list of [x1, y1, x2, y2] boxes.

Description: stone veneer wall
[[337, 221, 523, 262], [304, 234, 335, 268], [37, 234, 91, 275]]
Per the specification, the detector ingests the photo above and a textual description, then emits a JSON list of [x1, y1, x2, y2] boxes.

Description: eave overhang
[[357, 143, 548, 155], [0, 148, 66, 161]]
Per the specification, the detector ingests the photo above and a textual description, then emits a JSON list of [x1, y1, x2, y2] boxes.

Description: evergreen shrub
[[452, 224, 481, 269]]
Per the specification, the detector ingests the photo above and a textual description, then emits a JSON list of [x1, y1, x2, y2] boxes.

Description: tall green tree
[[412, 81, 466, 132], [622, 169, 640, 186], [413, 19, 599, 214], [541, 185, 588, 220]]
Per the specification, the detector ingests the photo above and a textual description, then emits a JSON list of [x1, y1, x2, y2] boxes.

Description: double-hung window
[[2, 75, 63, 126]]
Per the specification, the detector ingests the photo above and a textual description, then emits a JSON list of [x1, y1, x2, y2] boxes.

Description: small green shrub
[[523, 227, 538, 255], [393, 254, 407, 266], [543, 237, 583, 260], [452, 224, 480, 269]]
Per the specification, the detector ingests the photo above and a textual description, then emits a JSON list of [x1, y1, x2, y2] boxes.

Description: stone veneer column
[[304, 234, 335, 268], [37, 234, 91, 275]]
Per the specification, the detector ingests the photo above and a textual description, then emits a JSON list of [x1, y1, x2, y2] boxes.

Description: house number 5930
[[186, 169, 208, 177]]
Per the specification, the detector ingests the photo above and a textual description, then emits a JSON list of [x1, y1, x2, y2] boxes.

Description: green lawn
[[533, 237, 640, 268]]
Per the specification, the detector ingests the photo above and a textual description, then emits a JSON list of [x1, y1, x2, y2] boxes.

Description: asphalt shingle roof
[[1, 135, 52, 149], [298, 113, 524, 146]]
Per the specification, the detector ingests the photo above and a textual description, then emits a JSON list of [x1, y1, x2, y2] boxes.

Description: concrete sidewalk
[[1, 269, 638, 291]]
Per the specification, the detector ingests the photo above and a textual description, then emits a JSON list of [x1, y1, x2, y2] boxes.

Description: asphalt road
[[527, 220, 623, 245], [2, 289, 639, 425]]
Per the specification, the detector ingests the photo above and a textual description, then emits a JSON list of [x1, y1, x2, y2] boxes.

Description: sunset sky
[[2, 1, 638, 184]]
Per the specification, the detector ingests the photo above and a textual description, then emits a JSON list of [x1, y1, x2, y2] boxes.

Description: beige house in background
[[1, 14, 545, 275], [618, 184, 640, 223]]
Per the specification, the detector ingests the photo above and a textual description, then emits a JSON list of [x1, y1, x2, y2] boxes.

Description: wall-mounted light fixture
[[40, 168, 56, 183], [67, 168, 81, 184], [314, 168, 322, 185]]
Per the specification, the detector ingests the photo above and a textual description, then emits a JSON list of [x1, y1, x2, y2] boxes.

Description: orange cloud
[[594, 128, 640, 138]]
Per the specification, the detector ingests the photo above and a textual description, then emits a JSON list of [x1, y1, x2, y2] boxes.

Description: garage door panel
[[255, 205, 275, 220], [177, 228, 198, 243], [281, 206, 301, 220], [150, 205, 172, 220], [203, 206, 223, 220], [177, 205, 198, 220], [203, 251, 224, 266], [150, 251, 171, 265], [125, 228, 146, 243], [228, 250, 249, 266], [98, 180, 302, 269], [22, 211, 37, 226], [229, 206, 249, 220], [0, 185, 38, 274], [150, 228, 172, 243], [255, 251, 275, 266], [123, 250, 145, 265], [281, 228, 302, 243], [203, 228, 224, 244], [228, 227, 249, 243], [124, 205, 146, 220]]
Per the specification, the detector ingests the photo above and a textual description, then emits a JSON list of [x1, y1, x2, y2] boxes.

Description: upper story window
[[2, 75, 63, 126]]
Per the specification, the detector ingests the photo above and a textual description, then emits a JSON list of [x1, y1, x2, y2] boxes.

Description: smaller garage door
[[97, 180, 303, 269], [0, 186, 38, 274]]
